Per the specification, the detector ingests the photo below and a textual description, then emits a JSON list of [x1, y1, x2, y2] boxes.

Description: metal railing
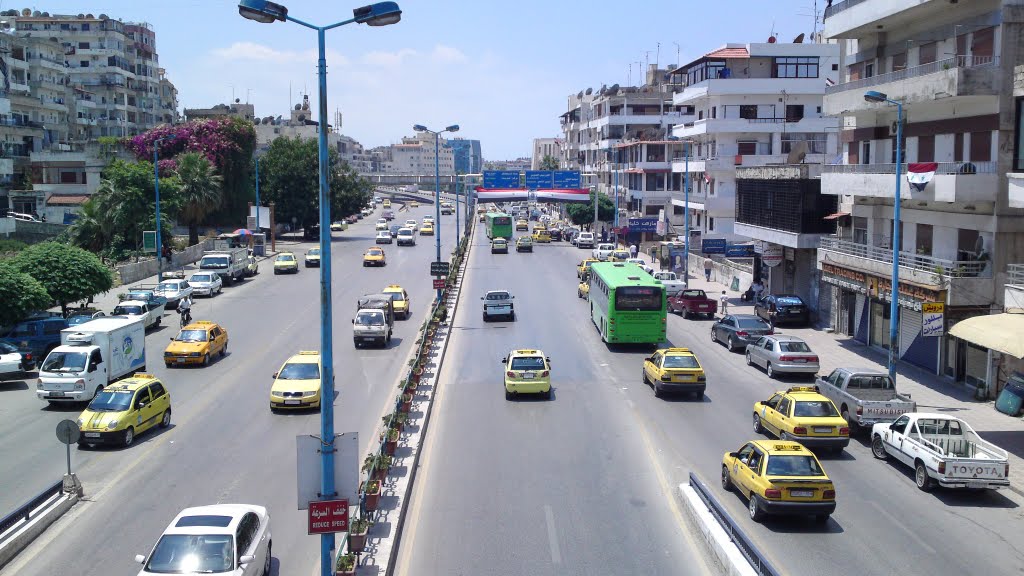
[[826, 55, 998, 94], [1009, 264, 1024, 287], [823, 0, 868, 18], [823, 161, 996, 174], [688, 473, 781, 576], [819, 236, 990, 278], [0, 479, 64, 544]]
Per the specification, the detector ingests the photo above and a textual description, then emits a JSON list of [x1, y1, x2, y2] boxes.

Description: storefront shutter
[[900, 309, 922, 357]]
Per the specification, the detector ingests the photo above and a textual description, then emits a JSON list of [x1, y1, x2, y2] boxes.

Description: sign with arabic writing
[[922, 302, 945, 337], [308, 499, 349, 534]]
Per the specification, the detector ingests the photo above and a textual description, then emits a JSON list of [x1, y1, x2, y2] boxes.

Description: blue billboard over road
[[525, 171, 554, 190], [725, 244, 755, 257], [702, 238, 727, 254], [483, 170, 521, 189], [628, 217, 659, 233], [553, 170, 581, 188]]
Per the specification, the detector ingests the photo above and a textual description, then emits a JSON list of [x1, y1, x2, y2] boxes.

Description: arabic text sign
[[922, 301, 945, 337], [307, 499, 349, 534], [525, 171, 554, 189], [483, 170, 521, 189], [553, 170, 581, 188]]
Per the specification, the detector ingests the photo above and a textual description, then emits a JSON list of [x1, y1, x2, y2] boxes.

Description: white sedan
[[188, 272, 223, 297], [135, 504, 272, 576], [154, 279, 193, 309], [376, 230, 393, 244], [0, 341, 30, 380]]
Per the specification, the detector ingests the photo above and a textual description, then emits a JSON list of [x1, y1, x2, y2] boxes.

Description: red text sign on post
[[307, 499, 349, 535], [433, 278, 446, 289]]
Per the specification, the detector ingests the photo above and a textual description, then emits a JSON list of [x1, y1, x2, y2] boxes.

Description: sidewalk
[[632, 249, 1024, 494]]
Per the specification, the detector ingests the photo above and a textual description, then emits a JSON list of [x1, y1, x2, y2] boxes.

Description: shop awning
[[949, 313, 1024, 359], [823, 212, 850, 220]]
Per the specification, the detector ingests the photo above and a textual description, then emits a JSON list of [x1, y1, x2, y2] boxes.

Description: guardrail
[[819, 236, 990, 278], [825, 55, 998, 95], [1009, 264, 1024, 287], [688, 473, 781, 576], [0, 480, 63, 544], [823, 161, 996, 175]]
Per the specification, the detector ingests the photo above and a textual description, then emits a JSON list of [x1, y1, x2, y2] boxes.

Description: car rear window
[[765, 455, 825, 476], [737, 318, 771, 330], [793, 401, 839, 417], [510, 357, 545, 370], [663, 356, 700, 369], [777, 297, 804, 306], [615, 287, 663, 311], [779, 341, 811, 353], [175, 514, 234, 527]]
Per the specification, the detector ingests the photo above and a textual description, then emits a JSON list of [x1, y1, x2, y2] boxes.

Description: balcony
[[1007, 264, 1024, 312], [673, 115, 835, 139], [673, 77, 829, 105], [824, 56, 999, 116], [822, 161, 997, 203], [818, 236, 994, 306], [1008, 172, 1024, 209], [824, 0, 949, 39]]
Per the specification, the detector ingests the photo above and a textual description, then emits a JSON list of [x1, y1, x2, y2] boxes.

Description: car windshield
[[793, 401, 839, 418], [765, 455, 825, 477], [308, 249, 320, 256], [144, 533, 235, 574], [202, 256, 229, 268], [190, 274, 214, 283], [157, 282, 180, 291], [355, 311, 385, 325], [176, 329, 208, 342], [87, 390, 134, 412], [663, 355, 699, 369], [486, 292, 510, 300], [737, 318, 771, 330], [779, 341, 812, 353], [278, 362, 320, 380], [511, 356, 545, 370], [113, 305, 143, 315], [777, 296, 804, 306], [40, 351, 88, 373], [388, 292, 405, 302]]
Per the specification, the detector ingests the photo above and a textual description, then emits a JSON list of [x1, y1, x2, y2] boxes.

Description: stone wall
[[115, 239, 216, 286], [0, 220, 67, 244]]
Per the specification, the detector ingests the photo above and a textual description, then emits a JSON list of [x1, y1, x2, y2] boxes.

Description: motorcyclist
[[176, 295, 193, 326]]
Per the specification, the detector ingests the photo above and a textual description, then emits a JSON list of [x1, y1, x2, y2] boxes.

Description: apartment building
[[449, 138, 482, 175], [820, 0, 1024, 392], [531, 137, 562, 169]]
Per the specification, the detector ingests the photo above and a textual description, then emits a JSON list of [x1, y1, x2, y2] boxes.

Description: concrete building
[[449, 137, 482, 174], [185, 101, 254, 123], [819, 0, 1024, 394], [531, 137, 562, 169]]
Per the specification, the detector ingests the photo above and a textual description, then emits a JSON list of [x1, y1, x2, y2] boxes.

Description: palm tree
[[67, 197, 107, 253], [173, 152, 223, 245]]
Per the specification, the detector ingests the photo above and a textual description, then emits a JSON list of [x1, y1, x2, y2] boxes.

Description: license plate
[[84, 432, 100, 438], [176, 358, 186, 363], [48, 392, 65, 398], [285, 400, 301, 405], [792, 359, 807, 363], [790, 490, 814, 497], [967, 480, 989, 488], [522, 372, 535, 379], [789, 309, 802, 314], [674, 375, 694, 382], [813, 427, 832, 433]]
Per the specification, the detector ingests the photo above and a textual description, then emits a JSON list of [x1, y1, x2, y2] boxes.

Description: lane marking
[[544, 504, 562, 564]]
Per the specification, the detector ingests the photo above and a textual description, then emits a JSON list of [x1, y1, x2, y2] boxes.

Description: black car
[[302, 224, 320, 240], [549, 228, 563, 242], [390, 224, 402, 238], [711, 314, 773, 352], [755, 294, 810, 326]]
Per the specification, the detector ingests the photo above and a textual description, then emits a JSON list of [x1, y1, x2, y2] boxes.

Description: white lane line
[[867, 500, 937, 555], [544, 504, 562, 564]]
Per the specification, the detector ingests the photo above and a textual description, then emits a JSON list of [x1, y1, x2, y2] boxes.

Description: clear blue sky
[[11, 0, 823, 159]]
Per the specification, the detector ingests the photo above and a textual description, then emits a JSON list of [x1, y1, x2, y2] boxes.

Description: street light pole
[[152, 134, 174, 283], [684, 141, 690, 283], [254, 155, 261, 231], [413, 123, 460, 301], [455, 173, 460, 240]]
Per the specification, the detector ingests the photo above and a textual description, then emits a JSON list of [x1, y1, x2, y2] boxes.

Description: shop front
[[948, 312, 1024, 399]]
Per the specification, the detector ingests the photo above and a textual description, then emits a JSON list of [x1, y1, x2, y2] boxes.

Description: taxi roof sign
[[773, 444, 806, 451], [787, 386, 820, 394], [665, 348, 693, 354], [298, 351, 320, 356], [130, 373, 157, 379]]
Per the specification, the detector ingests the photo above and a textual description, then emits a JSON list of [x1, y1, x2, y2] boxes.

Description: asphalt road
[[0, 201, 457, 576], [396, 222, 1024, 576]]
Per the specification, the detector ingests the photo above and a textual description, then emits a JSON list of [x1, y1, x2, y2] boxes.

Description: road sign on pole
[[430, 261, 450, 276], [432, 278, 446, 290], [307, 499, 349, 535], [142, 231, 157, 253]]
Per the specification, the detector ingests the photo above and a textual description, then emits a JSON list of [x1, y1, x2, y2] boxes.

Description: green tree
[[172, 152, 224, 245], [540, 155, 559, 170], [566, 190, 615, 227], [0, 265, 52, 325], [8, 242, 113, 315], [67, 198, 107, 253]]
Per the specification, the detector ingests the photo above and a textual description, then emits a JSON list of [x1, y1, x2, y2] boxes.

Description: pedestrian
[[162, 245, 172, 264], [40, 213, 46, 222], [703, 256, 713, 282], [752, 278, 765, 302], [720, 290, 729, 315], [630, 243, 638, 258]]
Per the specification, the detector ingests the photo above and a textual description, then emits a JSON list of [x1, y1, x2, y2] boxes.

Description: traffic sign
[[553, 170, 581, 188], [701, 238, 726, 254], [761, 244, 783, 267], [142, 231, 157, 254], [307, 499, 349, 535], [483, 170, 521, 189], [55, 419, 80, 445], [525, 171, 554, 189], [433, 278, 446, 290], [430, 261, 450, 276], [725, 244, 755, 257]]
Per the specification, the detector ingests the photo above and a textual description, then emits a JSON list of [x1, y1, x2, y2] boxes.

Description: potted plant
[[362, 454, 392, 482], [384, 427, 399, 456], [347, 516, 371, 553], [335, 552, 356, 576], [399, 392, 414, 414]]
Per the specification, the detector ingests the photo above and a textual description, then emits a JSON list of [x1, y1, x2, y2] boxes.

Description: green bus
[[485, 212, 514, 239], [588, 262, 667, 344]]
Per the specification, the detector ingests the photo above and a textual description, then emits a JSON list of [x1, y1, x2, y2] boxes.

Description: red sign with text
[[307, 499, 349, 535], [433, 278, 446, 289]]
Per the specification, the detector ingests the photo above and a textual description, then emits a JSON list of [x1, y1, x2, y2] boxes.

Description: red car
[[668, 289, 718, 319]]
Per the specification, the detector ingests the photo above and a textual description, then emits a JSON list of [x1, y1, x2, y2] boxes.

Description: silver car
[[744, 334, 820, 378], [711, 314, 773, 352], [188, 272, 223, 297]]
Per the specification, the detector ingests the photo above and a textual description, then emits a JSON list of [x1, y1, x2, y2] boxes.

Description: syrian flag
[[703, 172, 712, 184], [907, 162, 937, 192]]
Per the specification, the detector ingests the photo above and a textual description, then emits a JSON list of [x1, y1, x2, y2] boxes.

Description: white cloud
[[430, 45, 466, 64], [362, 48, 417, 67], [210, 42, 349, 66]]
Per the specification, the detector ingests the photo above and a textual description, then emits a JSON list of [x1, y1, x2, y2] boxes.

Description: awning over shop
[[949, 313, 1024, 359]]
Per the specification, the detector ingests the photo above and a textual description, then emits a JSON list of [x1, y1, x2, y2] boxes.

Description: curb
[[677, 483, 756, 576], [0, 491, 78, 570]]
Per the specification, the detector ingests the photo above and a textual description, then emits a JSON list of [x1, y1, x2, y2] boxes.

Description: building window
[[862, 141, 871, 164], [853, 217, 868, 245], [916, 224, 933, 256], [782, 133, 827, 154], [79, 60, 88, 68], [772, 57, 819, 78], [1015, 99, 1024, 170], [739, 105, 758, 120], [708, 217, 715, 231], [919, 42, 937, 65], [78, 42, 89, 49], [785, 105, 804, 122], [892, 52, 907, 72], [970, 131, 992, 162], [82, 23, 90, 31]]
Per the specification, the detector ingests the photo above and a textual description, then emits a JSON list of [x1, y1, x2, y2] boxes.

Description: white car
[[135, 504, 272, 576], [482, 290, 515, 322], [112, 299, 162, 329], [154, 279, 193, 309], [404, 218, 418, 231], [576, 232, 595, 249], [652, 271, 685, 296], [592, 243, 615, 260], [0, 341, 30, 381], [422, 216, 434, 225], [188, 272, 223, 297], [375, 218, 388, 231], [625, 257, 647, 268], [376, 230, 393, 244], [396, 227, 417, 246]]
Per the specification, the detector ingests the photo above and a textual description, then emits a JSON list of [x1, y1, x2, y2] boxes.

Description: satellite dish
[[577, 90, 584, 98], [22, 8, 31, 16], [793, 33, 805, 43], [786, 141, 808, 164], [585, 87, 593, 95], [768, 35, 777, 43], [609, 83, 620, 93], [298, 114, 306, 122], [294, 104, 301, 110]]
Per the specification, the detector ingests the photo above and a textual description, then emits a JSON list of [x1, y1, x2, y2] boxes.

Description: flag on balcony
[[825, 77, 836, 87], [907, 162, 938, 192], [703, 172, 712, 184]]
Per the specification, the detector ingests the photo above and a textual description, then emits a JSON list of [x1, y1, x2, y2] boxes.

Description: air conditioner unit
[[890, 119, 906, 136]]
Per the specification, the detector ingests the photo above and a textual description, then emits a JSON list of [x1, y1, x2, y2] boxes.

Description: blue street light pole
[[152, 134, 175, 283], [413, 123, 460, 300], [254, 155, 261, 231], [237, 3, 402, 576], [864, 90, 903, 383], [455, 173, 460, 240], [683, 140, 690, 282]]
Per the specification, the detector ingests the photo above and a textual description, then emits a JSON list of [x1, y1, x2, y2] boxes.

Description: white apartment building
[[669, 42, 840, 243], [531, 137, 562, 169], [820, 0, 1024, 392], [384, 133, 455, 175]]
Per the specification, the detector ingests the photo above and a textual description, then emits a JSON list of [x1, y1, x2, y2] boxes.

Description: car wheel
[[745, 352, 753, 366], [753, 413, 764, 434], [721, 466, 732, 492], [748, 495, 764, 522], [505, 390, 512, 400], [710, 328, 718, 343], [780, 431, 791, 442], [510, 312, 516, 321], [653, 382, 663, 398], [160, 409, 171, 428], [915, 462, 935, 491], [202, 354, 210, 366], [220, 343, 227, 357], [727, 336, 736, 351], [263, 541, 272, 576], [545, 389, 552, 400], [841, 408, 858, 436], [871, 436, 889, 460], [123, 426, 135, 447], [766, 363, 776, 379]]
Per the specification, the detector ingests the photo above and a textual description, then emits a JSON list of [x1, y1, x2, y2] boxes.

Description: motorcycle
[[179, 308, 192, 328]]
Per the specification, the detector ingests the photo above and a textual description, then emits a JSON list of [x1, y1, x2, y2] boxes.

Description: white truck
[[198, 247, 248, 285], [871, 413, 1010, 491], [112, 299, 163, 329], [816, 368, 916, 433], [353, 294, 395, 348], [36, 317, 147, 404], [652, 271, 685, 296], [481, 290, 515, 322], [576, 232, 595, 249], [592, 243, 615, 260]]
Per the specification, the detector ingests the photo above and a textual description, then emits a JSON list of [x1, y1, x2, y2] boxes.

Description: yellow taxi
[[642, 347, 706, 398], [577, 258, 600, 279], [532, 229, 552, 243], [363, 247, 386, 267], [383, 199, 392, 208], [420, 222, 435, 236], [274, 252, 299, 274], [515, 219, 529, 231], [609, 249, 631, 262], [77, 374, 171, 448], [502, 349, 552, 400], [722, 440, 836, 523], [409, 200, 420, 208], [577, 276, 590, 299], [383, 284, 411, 319], [534, 223, 547, 233], [753, 386, 850, 453], [270, 351, 322, 410], [164, 321, 229, 367]]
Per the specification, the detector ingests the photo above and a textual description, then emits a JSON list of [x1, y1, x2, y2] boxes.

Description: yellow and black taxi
[[753, 386, 850, 453], [516, 235, 533, 252], [642, 347, 707, 398], [515, 219, 529, 231], [274, 252, 299, 274], [164, 321, 228, 367], [304, 247, 321, 267], [382, 199, 392, 208], [491, 237, 509, 254], [77, 374, 171, 447], [409, 200, 420, 208], [609, 249, 631, 262], [502, 349, 552, 400], [270, 351, 322, 410], [577, 258, 599, 279], [420, 221, 435, 236], [722, 440, 836, 523], [577, 274, 590, 299], [363, 247, 386, 267], [532, 228, 552, 243], [383, 284, 411, 319]]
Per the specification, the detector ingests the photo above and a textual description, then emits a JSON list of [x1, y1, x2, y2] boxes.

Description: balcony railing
[[823, 0, 869, 19], [826, 55, 998, 95], [823, 161, 996, 174], [820, 236, 991, 278], [1009, 264, 1024, 287]]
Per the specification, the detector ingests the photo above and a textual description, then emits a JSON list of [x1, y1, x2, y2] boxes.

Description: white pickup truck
[[871, 413, 1010, 491], [112, 299, 163, 329], [482, 290, 515, 322], [652, 271, 685, 296], [816, 368, 916, 432], [592, 243, 615, 260]]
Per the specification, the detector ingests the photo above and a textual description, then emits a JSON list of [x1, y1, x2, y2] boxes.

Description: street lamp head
[[445, 124, 460, 133], [237, 0, 288, 23], [863, 90, 889, 103], [413, 124, 428, 133], [353, 2, 402, 26]]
